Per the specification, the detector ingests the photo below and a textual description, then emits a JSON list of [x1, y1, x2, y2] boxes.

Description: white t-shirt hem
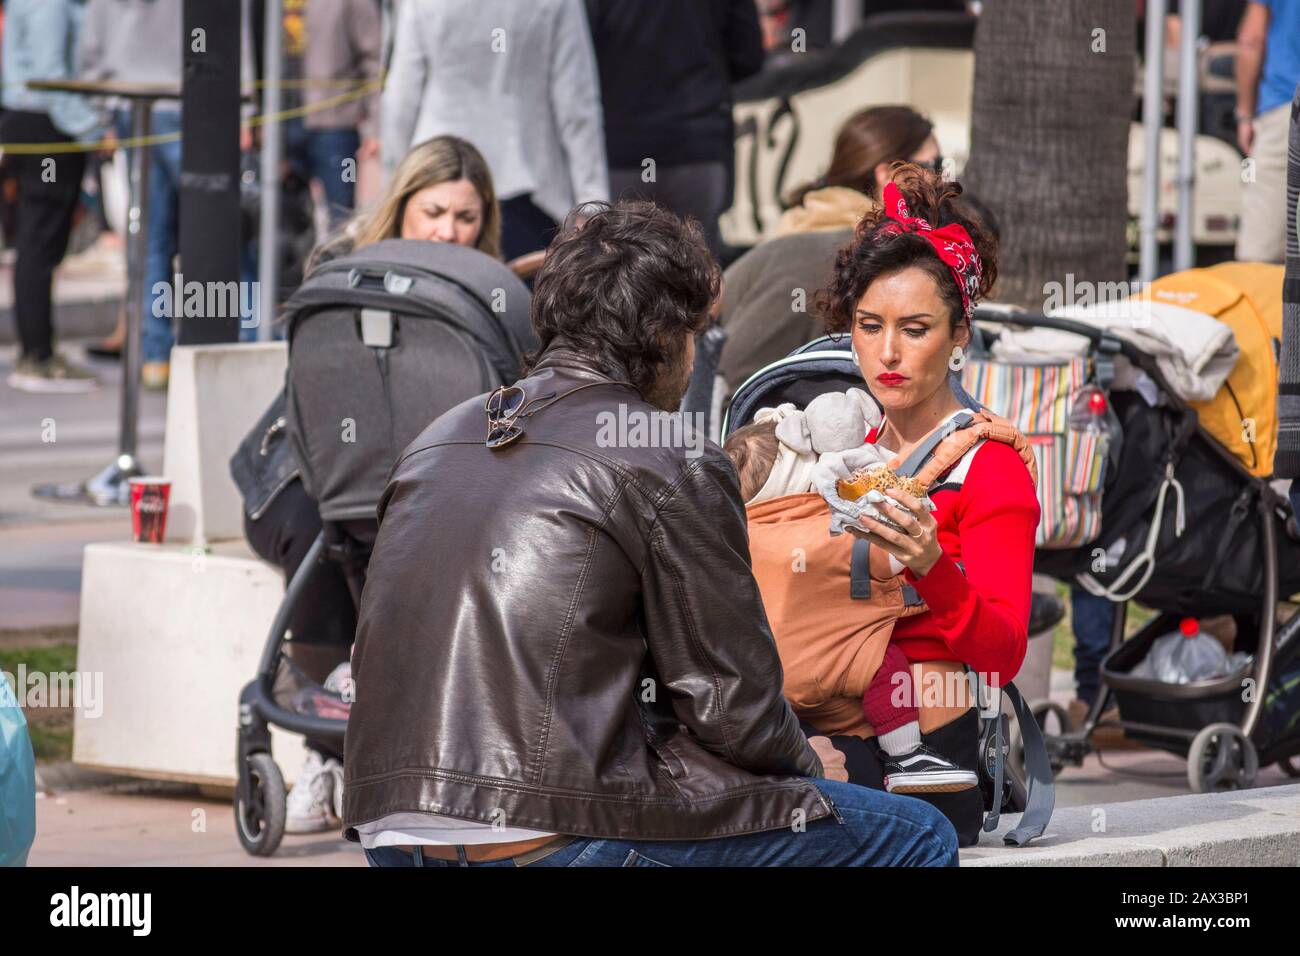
[[355, 811, 558, 849]]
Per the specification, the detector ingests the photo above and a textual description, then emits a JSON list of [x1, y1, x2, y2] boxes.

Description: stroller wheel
[[1187, 723, 1258, 793], [235, 751, 287, 856]]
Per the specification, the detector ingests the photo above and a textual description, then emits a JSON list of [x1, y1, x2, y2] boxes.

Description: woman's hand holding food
[[851, 488, 943, 577]]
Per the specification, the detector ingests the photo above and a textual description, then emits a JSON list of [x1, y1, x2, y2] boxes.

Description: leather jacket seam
[[636, 457, 710, 578], [531, 477, 628, 783], [346, 765, 820, 805], [644, 532, 743, 769], [390, 437, 664, 505]]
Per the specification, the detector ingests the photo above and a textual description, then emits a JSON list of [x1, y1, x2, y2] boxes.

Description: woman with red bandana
[[806, 163, 1040, 846]]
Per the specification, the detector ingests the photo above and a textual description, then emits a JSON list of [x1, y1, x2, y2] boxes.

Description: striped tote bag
[[961, 356, 1106, 549]]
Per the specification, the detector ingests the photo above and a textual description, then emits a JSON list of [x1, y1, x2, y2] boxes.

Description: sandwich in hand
[[836, 464, 928, 503]]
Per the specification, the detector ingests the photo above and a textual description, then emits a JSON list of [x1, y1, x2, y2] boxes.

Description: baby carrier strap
[[848, 409, 1035, 600], [848, 410, 980, 602], [982, 680, 1056, 847], [891, 409, 1038, 489]]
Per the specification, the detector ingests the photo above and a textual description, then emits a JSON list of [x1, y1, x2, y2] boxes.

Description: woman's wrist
[[910, 552, 940, 578]]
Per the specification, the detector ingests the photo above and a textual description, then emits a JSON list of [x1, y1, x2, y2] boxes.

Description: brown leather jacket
[[342, 346, 829, 842]]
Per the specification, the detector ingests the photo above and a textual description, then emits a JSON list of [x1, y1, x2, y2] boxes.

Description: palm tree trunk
[[963, 0, 1135, 309]]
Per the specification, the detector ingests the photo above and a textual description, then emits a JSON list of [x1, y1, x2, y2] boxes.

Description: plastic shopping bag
[[0, 676, 37, 867], [1130, 618, 1246, 684]]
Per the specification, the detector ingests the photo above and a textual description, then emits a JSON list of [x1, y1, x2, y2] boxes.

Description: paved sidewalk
[[31, 786, 364, 867], [1, 339, 165, 641], [965, 782, 1300, 866]]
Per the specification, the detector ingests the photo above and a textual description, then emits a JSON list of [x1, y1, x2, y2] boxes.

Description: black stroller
[[235, 240, 535, 856], [972, 308, 1300, 794]]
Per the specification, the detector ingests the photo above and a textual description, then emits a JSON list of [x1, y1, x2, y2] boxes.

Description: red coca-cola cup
[[128, 477, 171, 544]]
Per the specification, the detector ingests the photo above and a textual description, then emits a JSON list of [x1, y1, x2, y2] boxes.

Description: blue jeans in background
[[283, 117, 359, 230], [118, 108, 182, 363], [362, 778, 959, 867], [1071, 585, 1117, 707]]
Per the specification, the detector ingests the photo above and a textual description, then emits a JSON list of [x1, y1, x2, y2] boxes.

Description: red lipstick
[[876, 373, 907, 386]]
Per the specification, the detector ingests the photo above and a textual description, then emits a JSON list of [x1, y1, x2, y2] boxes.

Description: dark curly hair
[[525, 201, 721, 398], [820, 164, 999, 336]]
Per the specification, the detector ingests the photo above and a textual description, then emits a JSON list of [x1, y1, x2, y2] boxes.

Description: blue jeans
[[118, 108, 182, 363], [284, 117, 359, 230], [1071, 585, 1116, 707], [361, 779, 959, 867]]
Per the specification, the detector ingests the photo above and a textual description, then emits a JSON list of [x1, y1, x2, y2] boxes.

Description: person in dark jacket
[[585, 0, 764, 259], [343, 200, 959, 867]]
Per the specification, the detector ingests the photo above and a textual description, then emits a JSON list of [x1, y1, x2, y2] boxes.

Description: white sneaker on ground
[[7, 353, 100, 393], [326, 757, 345, 821], [286, 748, 337, 833]]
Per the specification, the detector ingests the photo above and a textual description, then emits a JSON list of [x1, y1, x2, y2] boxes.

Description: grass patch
[[0, 643, 78, 762], [1049, 581, 1156, 674]]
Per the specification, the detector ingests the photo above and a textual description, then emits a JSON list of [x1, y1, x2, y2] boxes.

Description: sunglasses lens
[[486, 386, 525, 417], [487, 423, 523, 449]]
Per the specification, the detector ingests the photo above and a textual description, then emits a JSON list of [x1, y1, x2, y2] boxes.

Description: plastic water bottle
[[1166, 618, 1230, 683], [1069, 384, 1110, 435]]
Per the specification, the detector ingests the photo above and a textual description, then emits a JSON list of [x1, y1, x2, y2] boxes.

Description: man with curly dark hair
[[343, 200, 959, 867]]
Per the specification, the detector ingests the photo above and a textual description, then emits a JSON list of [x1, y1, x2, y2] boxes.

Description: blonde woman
[[230, 135, 509, 835], [307, 134, 501, 272]]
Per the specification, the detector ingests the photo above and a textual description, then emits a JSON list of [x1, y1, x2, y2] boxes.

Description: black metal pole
[[178, 0, 243, 345]]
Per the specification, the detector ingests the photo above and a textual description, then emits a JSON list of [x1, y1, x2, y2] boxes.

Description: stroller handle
[[972, 308, 1137, 362]]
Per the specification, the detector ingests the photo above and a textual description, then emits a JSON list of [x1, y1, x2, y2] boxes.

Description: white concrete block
[[162, 342, 287, 546], [73, 539, 308, 788]]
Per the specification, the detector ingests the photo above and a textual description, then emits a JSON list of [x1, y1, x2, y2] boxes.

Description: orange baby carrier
[[747, 408, 1038, 738]]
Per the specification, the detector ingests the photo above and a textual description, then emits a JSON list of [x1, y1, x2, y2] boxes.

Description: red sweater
[[870, 432, 1040, 686]]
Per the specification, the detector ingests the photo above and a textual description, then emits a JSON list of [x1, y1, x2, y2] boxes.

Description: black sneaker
[[883, 745, 978, 794]]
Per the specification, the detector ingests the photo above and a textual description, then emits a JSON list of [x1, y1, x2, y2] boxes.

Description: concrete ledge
[[162, 342, 287, 546], [73, 538, 307, 787], [961, 783, 1300, 866]]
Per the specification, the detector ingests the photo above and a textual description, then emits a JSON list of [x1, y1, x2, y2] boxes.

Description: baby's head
[[724, 420, 780, 504], [725, 388, 883, 506]]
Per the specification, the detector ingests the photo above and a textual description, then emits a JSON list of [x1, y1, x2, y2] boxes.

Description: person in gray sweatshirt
[[380, 0, 609, 261]]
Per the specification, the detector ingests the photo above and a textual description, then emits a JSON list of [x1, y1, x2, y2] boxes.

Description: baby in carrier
[[725, 389, 977, 794]]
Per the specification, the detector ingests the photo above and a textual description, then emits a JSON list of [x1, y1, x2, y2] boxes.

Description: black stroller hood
[[284, 239, 538, 384], [723, 334, 982, 438], [282, 239, 537, 522]]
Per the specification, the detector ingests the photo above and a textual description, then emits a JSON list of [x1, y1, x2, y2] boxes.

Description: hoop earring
[[948, 345, 966, 372]]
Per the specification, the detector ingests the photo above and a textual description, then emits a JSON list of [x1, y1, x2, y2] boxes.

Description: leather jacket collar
[[528, 342, 642, 399]]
